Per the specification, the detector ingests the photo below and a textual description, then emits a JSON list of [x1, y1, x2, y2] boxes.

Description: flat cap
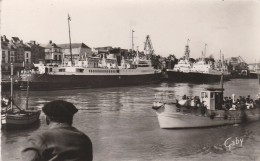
[[42, 100, 78, 118]]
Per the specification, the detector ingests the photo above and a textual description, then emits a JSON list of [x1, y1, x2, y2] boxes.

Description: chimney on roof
[[49, 40, 52, 44], [30, 40, 36, 45], [3, 35, 6, 42]]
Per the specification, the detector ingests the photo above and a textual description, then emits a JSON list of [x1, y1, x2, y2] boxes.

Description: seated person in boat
[[246, 99, 254, 109], [246, 95, 251, 103], [182, 95, 187, 100], [241, 96, 247, 104], [228, 97, 232, 107], [223, 98, 231, 110], [193, 96, 201, 107]]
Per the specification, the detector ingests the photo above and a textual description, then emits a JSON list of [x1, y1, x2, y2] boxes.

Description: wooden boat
[[152, 72, 260, 129], [1, 64, 41, 129]]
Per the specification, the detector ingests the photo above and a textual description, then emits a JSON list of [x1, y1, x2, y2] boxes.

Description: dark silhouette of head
[[42, 100, 78, 125]]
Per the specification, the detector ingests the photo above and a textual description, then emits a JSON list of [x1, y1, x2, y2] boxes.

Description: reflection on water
[[1, 79, 260, 161]]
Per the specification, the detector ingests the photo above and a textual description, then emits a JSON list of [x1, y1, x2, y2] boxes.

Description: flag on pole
[[68, 14, 71, 21]]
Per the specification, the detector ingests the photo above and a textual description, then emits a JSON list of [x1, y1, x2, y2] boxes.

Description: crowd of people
[[224, 94, 260, 110], [179, 93, 260, 110]]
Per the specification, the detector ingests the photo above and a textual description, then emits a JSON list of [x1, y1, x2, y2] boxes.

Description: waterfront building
[[11, 37, 25, 64], [24, 48, 31, 64], [58, 43, 92, 64], [26, 41, 45, 64], [1, 36, 17, 71], [93, 46, 113, 55], [1, 36, 10, 64], [40, 40, 62, 64], [8, 44, 16, 63], [1, 36, 36, 71]]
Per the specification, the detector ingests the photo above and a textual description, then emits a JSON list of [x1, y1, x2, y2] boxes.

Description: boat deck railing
[[154, 93, 191, 104], [154, 93, 174, 103]]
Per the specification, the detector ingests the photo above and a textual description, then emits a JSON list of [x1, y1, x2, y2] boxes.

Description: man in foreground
[[21, 100, 93, 161]]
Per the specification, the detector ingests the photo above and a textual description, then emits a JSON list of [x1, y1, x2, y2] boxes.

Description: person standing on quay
[[21, 100, 93, 161]]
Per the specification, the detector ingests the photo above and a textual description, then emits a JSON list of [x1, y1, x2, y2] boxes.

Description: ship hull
[[155, 104, 260, 129], [1, 81, 20, 91], [249, 72, 259, 79], [20, 73, 161, 90], [167, 71, 230, 83]]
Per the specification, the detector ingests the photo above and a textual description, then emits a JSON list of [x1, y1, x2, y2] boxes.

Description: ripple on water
[[2, 79, 260, 161]]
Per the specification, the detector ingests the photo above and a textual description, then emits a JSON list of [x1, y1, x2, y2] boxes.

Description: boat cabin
[[200, 88, 224, 110]]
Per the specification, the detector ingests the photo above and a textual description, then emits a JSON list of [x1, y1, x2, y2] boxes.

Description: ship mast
[[184, 39, 190, 60], [10, 63, 13, 112], [204, 43, 207, 60], [68, 14, 73, 65], [220, 50, 224, 90], [26, 74, 29, 110], [259, 57, 260, 84], [132, 30, 135, 54]]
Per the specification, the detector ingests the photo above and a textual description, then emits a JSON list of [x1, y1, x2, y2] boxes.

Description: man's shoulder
[[43, 126, 90, 139]]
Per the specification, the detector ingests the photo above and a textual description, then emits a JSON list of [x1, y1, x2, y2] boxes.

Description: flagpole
[[68, 14, 73, 65]]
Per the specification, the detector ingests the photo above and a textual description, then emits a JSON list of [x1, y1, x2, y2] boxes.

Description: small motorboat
[[152, 72, 260, 129]]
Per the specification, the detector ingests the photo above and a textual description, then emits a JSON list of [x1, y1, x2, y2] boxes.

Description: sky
[[1, 0, 260, 63]]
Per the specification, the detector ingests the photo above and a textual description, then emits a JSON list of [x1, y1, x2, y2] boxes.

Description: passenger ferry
[[19, 54, 161, 90], [19, 15, 161, 91]]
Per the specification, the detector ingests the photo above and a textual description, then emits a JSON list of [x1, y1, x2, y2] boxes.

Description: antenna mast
[[68, 14, 73, 65]]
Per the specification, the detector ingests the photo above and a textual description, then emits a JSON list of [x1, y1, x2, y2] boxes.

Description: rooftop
[[58, 43, 90, 49]]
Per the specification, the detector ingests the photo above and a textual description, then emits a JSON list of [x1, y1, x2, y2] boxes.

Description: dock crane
[[144, 35, 154, 56], [227, 56, 249, 77]]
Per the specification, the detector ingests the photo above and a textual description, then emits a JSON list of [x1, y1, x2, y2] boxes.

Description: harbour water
[[1, 79, 260, 161]]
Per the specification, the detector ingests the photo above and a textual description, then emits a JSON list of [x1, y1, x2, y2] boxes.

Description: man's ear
[[46, 116, 50, 125]]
